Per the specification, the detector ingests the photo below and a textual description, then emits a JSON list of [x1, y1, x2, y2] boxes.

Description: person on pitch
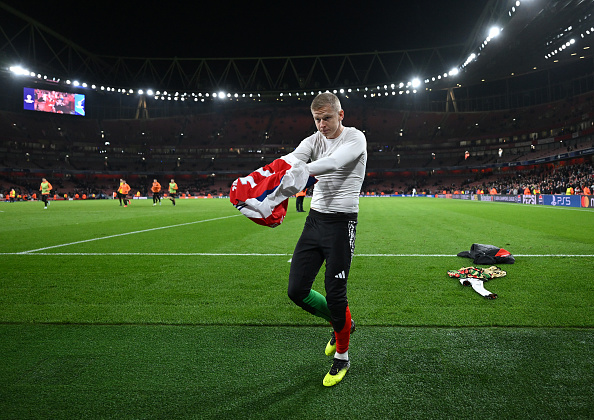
[[295, 187, 307, 212], [39, 178, 53, 209], [168, 178, 178, 206], [151, 179, 162, 206], [283, 92, 366, 387], [117, 179, 131, 207]]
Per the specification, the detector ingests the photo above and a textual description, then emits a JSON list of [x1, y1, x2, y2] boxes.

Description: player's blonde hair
[[311, 92, 341, 113]]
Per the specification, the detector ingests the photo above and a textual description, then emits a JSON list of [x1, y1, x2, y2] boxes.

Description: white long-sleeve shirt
[[286, 126, 367, 213]]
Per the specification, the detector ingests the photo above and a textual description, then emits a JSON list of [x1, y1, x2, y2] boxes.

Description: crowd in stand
[[3, 159, 593, 201], [360, 160, 594, 196], [2, 91, 594, 200], [476, 162, 594, 196]]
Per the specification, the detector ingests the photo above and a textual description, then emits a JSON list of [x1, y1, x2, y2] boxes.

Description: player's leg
[[324, 220, 356, 345], [287, 217, 329, 321], [322, 218, 357, 386]]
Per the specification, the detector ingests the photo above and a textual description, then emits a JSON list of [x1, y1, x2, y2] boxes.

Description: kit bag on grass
[[457, 243, 515, 265]]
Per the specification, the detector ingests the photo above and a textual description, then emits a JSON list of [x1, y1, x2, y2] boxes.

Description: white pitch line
[[1, 252, 592, 257], [17, 214, 241, 254], [2, 252, 291, 256], [357, 254, 594, 257]]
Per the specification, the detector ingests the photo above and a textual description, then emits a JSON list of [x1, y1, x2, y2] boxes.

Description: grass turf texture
[[0, 197, 592, 419]]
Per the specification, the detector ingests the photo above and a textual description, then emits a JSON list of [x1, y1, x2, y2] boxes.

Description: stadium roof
[[456, 0, 594, 86], [0, 0, 593, 97], [0, 0, 483, 58]]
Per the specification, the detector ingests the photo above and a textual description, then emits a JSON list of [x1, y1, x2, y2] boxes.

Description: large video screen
[[23, 87, 85, 116]]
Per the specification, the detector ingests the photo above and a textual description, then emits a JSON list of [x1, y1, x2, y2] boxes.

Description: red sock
[[335, 305, 352, 354]]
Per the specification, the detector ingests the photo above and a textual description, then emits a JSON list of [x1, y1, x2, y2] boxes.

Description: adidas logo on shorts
[[334, 271, 346, 279]]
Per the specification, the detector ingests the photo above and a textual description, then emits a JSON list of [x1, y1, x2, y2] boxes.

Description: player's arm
[[286, 134, 315, 164], [306, 132, 365, 176]]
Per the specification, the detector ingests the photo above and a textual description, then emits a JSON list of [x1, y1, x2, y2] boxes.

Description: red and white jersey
[[230, 155, 315, 227]]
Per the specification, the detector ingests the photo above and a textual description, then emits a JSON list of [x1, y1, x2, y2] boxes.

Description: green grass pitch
[[0, 197, 592, 419]]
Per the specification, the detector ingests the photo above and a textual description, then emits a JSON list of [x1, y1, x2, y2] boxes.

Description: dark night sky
[[2, 1, 485, 58]]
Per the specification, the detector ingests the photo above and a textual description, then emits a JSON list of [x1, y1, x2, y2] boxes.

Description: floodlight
[[10, 65, 28, 75], [411, 78, 421, 88], [488, 27, 501, 39]]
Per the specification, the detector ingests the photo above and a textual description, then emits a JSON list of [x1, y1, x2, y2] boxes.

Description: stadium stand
[[1, 90, 593, 199]]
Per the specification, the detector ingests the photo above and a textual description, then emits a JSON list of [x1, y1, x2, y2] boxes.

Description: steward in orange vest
[[117, 179, 131, 207], [296, 188, 307, 213]]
